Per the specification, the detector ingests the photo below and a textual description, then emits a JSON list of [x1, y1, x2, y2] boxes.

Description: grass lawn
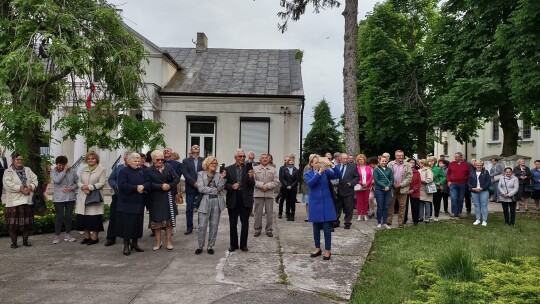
[[350, 212, 540, 304]]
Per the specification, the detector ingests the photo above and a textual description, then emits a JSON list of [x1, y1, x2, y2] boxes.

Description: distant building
[[46, 27, 304, 175]]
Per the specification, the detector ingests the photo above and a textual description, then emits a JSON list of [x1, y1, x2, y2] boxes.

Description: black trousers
[[278, 187, 286, 216], [465, 188, 472, 213], [106, 194, 118, 240], [433, 190, 442, 218], [285, 188, 297, 219], [336, 194, 354, 226], [442, 192, 449, 212], [410, 197, 420, 224], [228, 200, 250, 249], [501, 201, 516, 225]]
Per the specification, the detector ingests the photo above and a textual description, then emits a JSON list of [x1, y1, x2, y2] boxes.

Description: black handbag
[[32, 193, 46, 215], [524, 184, 534, 193], [85, 190, 103, 205]]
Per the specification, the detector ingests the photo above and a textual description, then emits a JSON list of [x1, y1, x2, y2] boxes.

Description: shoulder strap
[[377, 167, 391, 183]]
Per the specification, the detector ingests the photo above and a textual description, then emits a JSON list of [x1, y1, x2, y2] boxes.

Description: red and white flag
[[86, 82, 95, 109]]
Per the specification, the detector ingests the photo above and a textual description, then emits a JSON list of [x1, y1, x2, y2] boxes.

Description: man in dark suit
[[279, 154, 299, 221], [224, 148, 255, 252], [181, 145, 204, 235], [0, 146, 8, 202], [336, 153, 360, 229]]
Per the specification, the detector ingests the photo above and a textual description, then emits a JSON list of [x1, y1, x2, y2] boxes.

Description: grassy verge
[[350, 212, 540, 304]]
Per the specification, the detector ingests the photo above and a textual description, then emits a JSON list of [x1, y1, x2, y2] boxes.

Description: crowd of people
[[1, 145, 540, 261]]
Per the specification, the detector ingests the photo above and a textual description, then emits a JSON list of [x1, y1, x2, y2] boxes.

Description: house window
[[443, 141, 448, 156], [522, 121, 532, 139], [187, 116, 216, 157], [492, 119, 499, 141], [240, 117, 270, 157]]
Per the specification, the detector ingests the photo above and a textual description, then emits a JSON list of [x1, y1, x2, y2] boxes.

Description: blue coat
[[118, 166, 151, 214], [305, 166, 340, 223], [468, 169, 491, 191]]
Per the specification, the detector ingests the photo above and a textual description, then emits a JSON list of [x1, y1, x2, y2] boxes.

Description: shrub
[[437, 247, 479, 281]]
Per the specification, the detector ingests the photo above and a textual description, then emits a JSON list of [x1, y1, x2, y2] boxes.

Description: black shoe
[[228, 246, 238, 252], [123, 245, 130, 256], [331, 227, 335, 232], [10, 241, 18, 249], [344, 225, 351, 230], [241, 247, 248, 252], [87, 239, 99, 246], [22, 240, 32, 247], [131, 243, 144, 252], [290, 217, 295, 221], [81, 238, 90, 245], [184, 228, 193, 235], [310, 249, 322, 258], [104, 239, 116, 247], [195, 248, 203, 255], [286, 218, 291, 221], [207, 248, 215, 255], [323, 252, 332, 260], [278, 214, 282, 219]]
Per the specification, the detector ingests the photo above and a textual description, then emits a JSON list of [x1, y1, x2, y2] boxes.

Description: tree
[[277, 0, 359, 155], [427, 0, 540, 156], [357, 0, 438, 158], [0, 0, 165, 184], [302, 99, 344, 163]]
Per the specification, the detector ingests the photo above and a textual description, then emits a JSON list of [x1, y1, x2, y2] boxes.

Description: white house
[[47, 28, 305, 175]]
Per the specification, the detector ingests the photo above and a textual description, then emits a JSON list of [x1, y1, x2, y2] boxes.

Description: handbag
[[426, 182, 437, 194], [85, 190, 103, 205], [32, 193, 46, 215], [354, 184, 364, 191], [524, 184, 534, 193]]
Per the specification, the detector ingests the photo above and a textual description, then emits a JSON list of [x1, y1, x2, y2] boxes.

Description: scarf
[[13, 165, 27, 187]]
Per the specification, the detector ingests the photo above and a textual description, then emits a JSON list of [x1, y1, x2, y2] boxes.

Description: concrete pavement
[[0, 193, 511, 304]]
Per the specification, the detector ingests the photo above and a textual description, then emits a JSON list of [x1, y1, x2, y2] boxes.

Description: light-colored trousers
[[254, 197, 274, 232], [198, 200, 221, 248]]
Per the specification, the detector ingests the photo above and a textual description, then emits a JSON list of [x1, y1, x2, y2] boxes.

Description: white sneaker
[[383, 224, 390, 229], [52, 236, 61, 244], [473, 220, 481, 225], [357, 216, 362, 221], [377, 224, 382, 229], [64, 233, 76, 242], [434, 217, 439, 222], [481, 221, 487, 227], [364, 215, 368, 221]]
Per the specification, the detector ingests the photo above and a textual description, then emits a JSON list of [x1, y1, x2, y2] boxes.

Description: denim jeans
[[450, 183, 467, 215], [375, 188, 391, 224], [419, 200, 432, 222], [471, 190, 489, 222], [313, 221, 332, 250]]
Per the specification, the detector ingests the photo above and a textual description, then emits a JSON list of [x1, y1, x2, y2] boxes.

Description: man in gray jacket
[[387, 150, 412, 228], [489, 157, 503, 202]]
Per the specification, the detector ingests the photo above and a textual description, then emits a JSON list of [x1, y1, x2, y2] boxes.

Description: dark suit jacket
[[279, 165, 299, 190], [337, 163, 360, 197], [0, 156, 7, 189], [224, 163, 255, 209], [182, 156, 204, 194]]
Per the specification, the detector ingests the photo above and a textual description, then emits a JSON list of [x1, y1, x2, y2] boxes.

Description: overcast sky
[[108, 0, 380, 136]]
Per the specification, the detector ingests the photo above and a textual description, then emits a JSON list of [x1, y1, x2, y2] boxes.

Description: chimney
[[196, 32, 208, 52]]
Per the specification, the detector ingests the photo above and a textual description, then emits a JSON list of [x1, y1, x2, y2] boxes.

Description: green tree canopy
[[302, 99, 344, 163], [0, 0, 164, 179], [427, 0, 540, 156], [357, 0, 437, 158]]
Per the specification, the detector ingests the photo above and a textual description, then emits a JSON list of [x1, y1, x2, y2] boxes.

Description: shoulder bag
[[85, 190, 103, 205], [193, 173, 215, 209]]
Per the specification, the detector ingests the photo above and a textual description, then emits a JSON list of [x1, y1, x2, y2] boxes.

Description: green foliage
[[357, 0, 437, 157], [0, 200, 110, 236], [277, 0, 341, 33], [302, 99, 343, 163], [351, 213, 540, 304], [0, 0, 165, 179], [437, 247, 480, 281], [426, 0, 540, 155]]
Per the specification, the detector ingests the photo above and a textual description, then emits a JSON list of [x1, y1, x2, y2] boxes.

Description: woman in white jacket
[[2, 153, 38, 248], [497, 167, 519, 226]]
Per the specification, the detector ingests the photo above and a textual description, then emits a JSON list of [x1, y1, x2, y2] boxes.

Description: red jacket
[[356, 165, 373, 190], [409, 169, 421, 198]]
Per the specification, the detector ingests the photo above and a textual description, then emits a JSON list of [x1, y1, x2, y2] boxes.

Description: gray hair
[[234, 148, 245, 157], [151, 150, 163, 160], [455, 152, 463, 157], [127, 152, 140, 163]]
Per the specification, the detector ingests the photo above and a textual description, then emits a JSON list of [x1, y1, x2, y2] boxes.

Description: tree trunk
[[342, 0, 359, 155], [416, 121, 428, 159], [499, 103, 519, 157]]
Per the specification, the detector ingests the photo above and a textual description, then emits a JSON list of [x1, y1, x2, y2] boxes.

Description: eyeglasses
[[155, 159, 164, 162], [236, 155, 246, 158], [14, 158, 24, 161], [209, 162, 218, 165]]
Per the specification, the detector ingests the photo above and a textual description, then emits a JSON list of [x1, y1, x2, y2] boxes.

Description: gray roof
[[161, 48, 304, 97]]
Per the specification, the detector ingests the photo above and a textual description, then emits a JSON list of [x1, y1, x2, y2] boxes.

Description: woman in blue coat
[[117, 153, 151, 256], [304, 154, 340, 261]]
